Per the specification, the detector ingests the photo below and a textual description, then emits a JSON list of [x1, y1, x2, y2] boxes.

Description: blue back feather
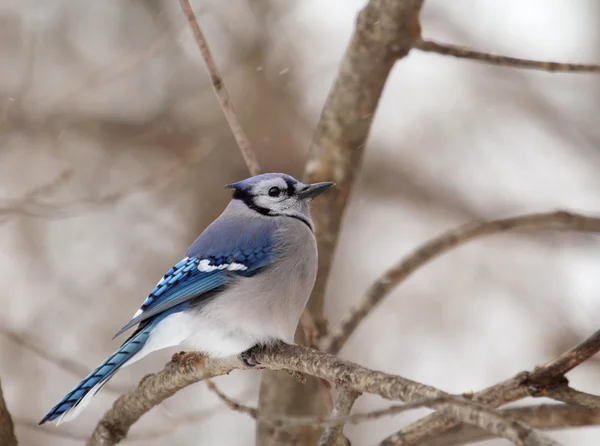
[[115, 215, 277, 337]]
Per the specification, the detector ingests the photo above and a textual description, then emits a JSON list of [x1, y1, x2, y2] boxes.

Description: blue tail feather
[[39, 325, 152, 424]]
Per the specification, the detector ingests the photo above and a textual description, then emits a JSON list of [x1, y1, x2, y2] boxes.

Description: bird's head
[[227, 173, 334, 227]]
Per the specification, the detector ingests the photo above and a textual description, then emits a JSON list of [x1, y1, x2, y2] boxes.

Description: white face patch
[[197, 259, 248, 272], [233, 174, 314, 230], [250, 177, 306, 216]]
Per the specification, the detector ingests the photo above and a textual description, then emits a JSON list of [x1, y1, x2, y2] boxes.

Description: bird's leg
[[240, 340, 287, 367]]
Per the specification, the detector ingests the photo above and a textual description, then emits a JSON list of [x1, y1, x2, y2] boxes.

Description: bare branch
[[380, 327, 600, 445], [190, 379, 562, 445], [526, 328, 600, 387], [0, 378, 17, 446], [42, 22, 186, 110], [0, 147, 212, 221], [91, 343, 559, 445], [415, 38, 600, 73], [318, 390, 360, 446], [415, 405, 600, 446], [0, 328, 131, 393], [323, 211, 600, 354], [303, 0, 423, 324], [205, 378, 259, 418], [0, 170, 73, 220], [260, 0, 424, 442], [543, 386, 600, 410], [178, 0, 261, 176], [87, 353, 240, 445], [89, 345, 564, 446]]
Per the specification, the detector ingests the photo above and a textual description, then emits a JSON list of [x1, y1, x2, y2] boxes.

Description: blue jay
[[40, 173, 333, 425]]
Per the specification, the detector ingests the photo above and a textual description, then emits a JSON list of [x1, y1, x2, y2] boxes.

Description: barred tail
[[39, 325, 152, 425]]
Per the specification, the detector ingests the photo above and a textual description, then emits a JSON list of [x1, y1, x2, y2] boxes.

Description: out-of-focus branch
[[0, 146, 212, 221], [89, 343, 560, 445], [259, 0, 424, 444], [178, 0, 261, 176], [415, 405, 600, 446], [0, 170, 73, 220], [414, 38, 600, 73], [543, 386, 600, 409], [181, 378, 561, 445], [380, 327, 600, 445], [318, 390, 359, 446], [0, 378, 17, 446], [0, 328, 131, 393], [303, 0, 423, 328], [322, 211, 600, 354], [42, 22, 186, 110], [526, 328, 600, 386]]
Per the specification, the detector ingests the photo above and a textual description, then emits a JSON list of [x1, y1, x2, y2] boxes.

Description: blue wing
[[114, 216, 277, 338]]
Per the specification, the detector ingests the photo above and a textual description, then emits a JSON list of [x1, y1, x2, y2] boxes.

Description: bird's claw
[[240, 344, 264, 367], [240, 340, 287, 367]]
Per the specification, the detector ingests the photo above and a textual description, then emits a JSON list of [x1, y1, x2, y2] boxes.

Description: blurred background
[[1, 0, 600, 444]]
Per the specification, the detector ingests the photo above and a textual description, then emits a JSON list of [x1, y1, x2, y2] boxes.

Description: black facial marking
[[232, 188, 271, 216], [231, 182, 313, 231], [283, 177, 296, 196]]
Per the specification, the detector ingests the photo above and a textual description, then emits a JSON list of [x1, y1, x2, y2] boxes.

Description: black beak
[[296, 182, 335, 200]]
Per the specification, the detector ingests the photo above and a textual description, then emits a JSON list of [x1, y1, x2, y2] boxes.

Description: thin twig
[[544, 386, 600, 409], [0, 328, 129, 393], [526, 328, 600, 387], [177, 0, 261, 176], [0, 378, 17, 446], [415, 38, 600, 73], [205, 378, 258, 418], [323, 211, 600, 354], [42, 22, 187, 110], [318, 390, 360, 446], [0, 147, 212, 221]]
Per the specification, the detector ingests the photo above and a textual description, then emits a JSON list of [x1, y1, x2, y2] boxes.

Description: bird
[[40, 172, 334, 425]]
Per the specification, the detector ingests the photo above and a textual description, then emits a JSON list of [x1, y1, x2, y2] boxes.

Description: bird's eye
[[268, 187, 281, 197]]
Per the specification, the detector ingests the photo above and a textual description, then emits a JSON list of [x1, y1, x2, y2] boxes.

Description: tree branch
[[380, 327, 600, 445], [0, 328, 129, 393], [181, 378, 562, 445], [414, 38, 600, 73], [415, 405, 600, 446], [259, 1, 424, 443], [318, 390, 360, 446], [303, 0, 423, 325], [322, 211, 600, 354], [526, 328, 600, 386], [0, 378, 17, 446], [178, 0, 261, 176], [543, 386, 600, 410], [87, 343, 559, 445]]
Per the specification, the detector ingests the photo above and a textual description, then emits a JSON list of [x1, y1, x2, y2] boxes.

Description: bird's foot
[[240, 340, 287, 367], [240, 344, 266, 367]]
